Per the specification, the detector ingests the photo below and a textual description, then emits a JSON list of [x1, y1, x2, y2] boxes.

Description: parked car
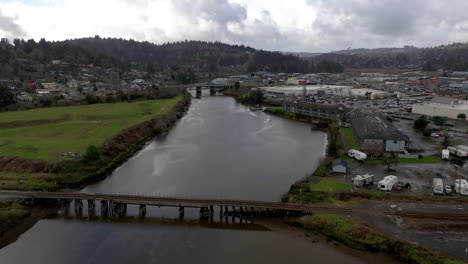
[[430, 133, 439, 138], [393, 181, 405, 192], [444, 184, 452, 194]]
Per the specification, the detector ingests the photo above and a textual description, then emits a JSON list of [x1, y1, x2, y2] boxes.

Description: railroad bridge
[[171, 81, 258, 98], [0, 191, 351, 219]]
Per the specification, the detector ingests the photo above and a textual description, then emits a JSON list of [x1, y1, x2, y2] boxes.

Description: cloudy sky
[[0, 0, 468, 52]]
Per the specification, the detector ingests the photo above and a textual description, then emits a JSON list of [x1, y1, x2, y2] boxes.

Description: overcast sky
[[1, 0, 468, 52]]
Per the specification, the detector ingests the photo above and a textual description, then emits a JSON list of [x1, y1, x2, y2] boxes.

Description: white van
[[348, 149, 367, 161], [378, 175, 398, 192], [454, 179, 468, 196], [432, 178, 444, 195], [441, 149, 450, 160]]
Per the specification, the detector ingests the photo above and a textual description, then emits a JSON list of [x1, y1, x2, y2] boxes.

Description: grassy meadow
[[0, 96, 183, 161]]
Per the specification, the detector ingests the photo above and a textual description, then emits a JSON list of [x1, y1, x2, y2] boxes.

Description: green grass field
[[0, 96, 182, 161], [366, 155, 442, 164], [340, 128, 360, 150], [309, 178, 352, 193]]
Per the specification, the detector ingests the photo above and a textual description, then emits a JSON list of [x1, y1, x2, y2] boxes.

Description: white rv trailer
[[454, 179, 468, 196], [348, 149, 367, 161], [378, 175, 398, 192], [448, 145, 468, 157], [456, 145, 468, 157], [353, 174, 375, 187], [432, 178, 444, 195]]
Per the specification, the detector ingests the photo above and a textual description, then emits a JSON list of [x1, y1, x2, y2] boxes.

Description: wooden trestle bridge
[[0, 191, 352, 218]]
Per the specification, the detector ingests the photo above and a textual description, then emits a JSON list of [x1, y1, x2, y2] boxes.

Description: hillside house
[[41, 82, 56, 89]]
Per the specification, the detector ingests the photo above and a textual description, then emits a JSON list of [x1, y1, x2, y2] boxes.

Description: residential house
[[41, 82, 56, 89], [67, 79, 79, 89], [16, 92, 34, 102]]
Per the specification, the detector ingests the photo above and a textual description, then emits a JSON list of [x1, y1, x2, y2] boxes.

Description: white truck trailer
[[432, 178, 444, 195], [378, 175, 398, 192], [348, 149, 367, 161], [353, 174, 375, 188], [454, 179, 468, 196]]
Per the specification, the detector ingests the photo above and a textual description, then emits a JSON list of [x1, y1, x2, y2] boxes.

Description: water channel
[[0, 95, 398, 263]]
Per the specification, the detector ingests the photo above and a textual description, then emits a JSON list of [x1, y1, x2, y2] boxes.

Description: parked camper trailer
[[353, 174, 375, 187], [448, 145, 468, 157], [441, 149, 450, 160], [378, 175, 398, 192], [447, 146, 457, 155], [348, 149, 367, 161], [456, 145, 468, 157], [454, 179, 468, 196], [432, 178, 444, 195]]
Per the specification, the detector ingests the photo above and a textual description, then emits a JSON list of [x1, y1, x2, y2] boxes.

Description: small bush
[[85, 145, 100, 162]]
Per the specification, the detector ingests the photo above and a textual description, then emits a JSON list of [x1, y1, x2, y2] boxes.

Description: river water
[[0, 95, 396, 264]]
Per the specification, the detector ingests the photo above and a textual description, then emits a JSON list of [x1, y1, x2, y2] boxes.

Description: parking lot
[[347, 161, 468, 195]]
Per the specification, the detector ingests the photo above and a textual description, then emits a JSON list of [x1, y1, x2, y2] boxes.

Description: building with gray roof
[[348, 109, 410, 153]]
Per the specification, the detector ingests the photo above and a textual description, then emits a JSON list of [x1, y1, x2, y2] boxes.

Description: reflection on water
[[82, 96, 327, 201]]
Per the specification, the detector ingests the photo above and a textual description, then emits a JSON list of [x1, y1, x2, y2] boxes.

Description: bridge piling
[[74, 199, 83, 216], [61, 199, 70, 215], [139, 205, 146, 217], [87, 200, 95, 216], [179, 206, 184, 220], [100, 200, 109, 217]]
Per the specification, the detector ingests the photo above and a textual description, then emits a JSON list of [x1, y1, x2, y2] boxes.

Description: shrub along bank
[[0, 92, 191, 190], [0, 202, 30, 236], [286, 215, 464, 264]]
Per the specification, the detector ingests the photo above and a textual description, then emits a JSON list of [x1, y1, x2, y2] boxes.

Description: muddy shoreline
[[0, 204, 59, 249]]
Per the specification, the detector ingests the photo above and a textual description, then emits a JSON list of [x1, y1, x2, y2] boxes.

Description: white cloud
[[0, 0, 467, 52]]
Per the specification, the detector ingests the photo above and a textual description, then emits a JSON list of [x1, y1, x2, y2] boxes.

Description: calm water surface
[[0, 95, 396, 264]]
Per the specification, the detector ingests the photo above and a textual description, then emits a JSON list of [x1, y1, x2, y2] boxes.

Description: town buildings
[[284, 101, 349, 120], [412, 97, 468, 119]]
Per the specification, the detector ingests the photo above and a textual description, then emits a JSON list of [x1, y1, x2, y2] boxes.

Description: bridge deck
[[0, 191, 351, 213]]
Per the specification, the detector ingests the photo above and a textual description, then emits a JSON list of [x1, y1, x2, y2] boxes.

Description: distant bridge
[[0, 191, 351, 218], [164, 81, 260, 97]]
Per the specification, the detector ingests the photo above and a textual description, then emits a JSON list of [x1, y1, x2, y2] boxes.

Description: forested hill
[[0, 37, 344, 80], [63, 37, 344, 73], [311, 43, 468, 70]]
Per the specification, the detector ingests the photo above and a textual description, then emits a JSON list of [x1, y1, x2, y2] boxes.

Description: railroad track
[[385, 211, 468, 220]]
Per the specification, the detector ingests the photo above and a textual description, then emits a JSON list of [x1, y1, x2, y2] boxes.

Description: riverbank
[[0, 93, 190, 242], [264, 106, 331, 128], [285, 214, 464, 264], [0, 201, 59, 249], [0, 92, 191, 191]]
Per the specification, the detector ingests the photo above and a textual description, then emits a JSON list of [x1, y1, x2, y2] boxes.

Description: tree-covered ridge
[[315, 42, 468, 70], [0, 37, 345, 81]]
